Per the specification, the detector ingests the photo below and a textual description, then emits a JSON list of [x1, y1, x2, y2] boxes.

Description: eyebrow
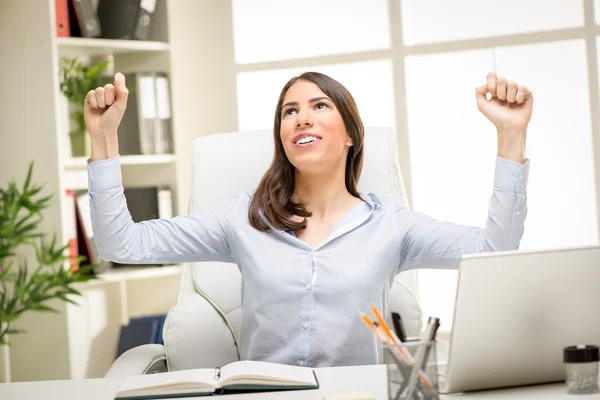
[[282, 96, 331, 109]]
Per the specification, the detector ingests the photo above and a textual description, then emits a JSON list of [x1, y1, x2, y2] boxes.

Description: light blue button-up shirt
[[88, 156, 529, 368]]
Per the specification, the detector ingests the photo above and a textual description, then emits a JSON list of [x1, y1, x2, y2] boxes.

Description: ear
[[346, 135, 353, 147]]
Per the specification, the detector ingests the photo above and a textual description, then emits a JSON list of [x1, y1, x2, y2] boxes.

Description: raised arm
[[84, 73, 236, 265], [398, 156, 529, 271], [398, 73, 533, 271]]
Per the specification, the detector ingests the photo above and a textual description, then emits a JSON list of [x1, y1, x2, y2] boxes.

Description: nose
[[296, 108, 313, 128]]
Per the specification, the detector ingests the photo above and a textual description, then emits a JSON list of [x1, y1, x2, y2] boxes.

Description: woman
[[84, 71, 532, 368]]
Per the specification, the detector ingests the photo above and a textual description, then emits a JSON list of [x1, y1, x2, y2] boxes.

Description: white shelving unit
[[63, 154, 177, 169], [0, 0, 193, 383], [97, 264, 184, 282], [56, 37, 170, 56], [1, 0, 241, 383]]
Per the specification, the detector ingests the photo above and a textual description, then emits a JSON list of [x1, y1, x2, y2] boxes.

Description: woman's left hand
[[476, 72, 534, 164]]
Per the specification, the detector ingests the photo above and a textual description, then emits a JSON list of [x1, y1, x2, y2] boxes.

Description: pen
[[373, 321, 434, 391], [369, 302, 396, 344], [391, 312, 407, 342], [405, 317, 437, 398], [432, 319, 441, 340], [359, 312, 393, 347]]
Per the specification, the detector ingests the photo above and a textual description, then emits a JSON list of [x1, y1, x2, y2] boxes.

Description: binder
[[122, 186, 173, 222], [74, 190, 110, 274], [55, 0, 71, 37], [116, 315, 164, 359], [68, 0, 102, 38], [118, 73, 154, 155], [118, 72, 173, 155], [132, 0, 157, 40], [64, 190, 78, 269], [157, 188, 173, 220], [112, 187, 172, 268], [97, 0, 139, 39], [153, 73, 173, 154], [98, 0, 156, 40]]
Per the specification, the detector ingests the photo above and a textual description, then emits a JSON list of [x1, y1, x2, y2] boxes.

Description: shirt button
[[516, 211, 521, 216], [305, 284, 311, 290], [519, 176, 523, 181], [298, 360, 305, 367], [303, 322, 309, 329], [308, 251, 313, 257]]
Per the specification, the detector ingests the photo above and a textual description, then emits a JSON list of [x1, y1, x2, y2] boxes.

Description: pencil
[[369, 302, 396, 343], [359, 312, 390, 344], [358, 311, 433, 390]]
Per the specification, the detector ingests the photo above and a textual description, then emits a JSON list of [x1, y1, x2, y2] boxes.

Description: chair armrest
[[104, 344, 168, 378]]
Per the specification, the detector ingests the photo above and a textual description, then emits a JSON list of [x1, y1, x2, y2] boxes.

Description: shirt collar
[[258, 192, 383, 226], [359, 192, 383, 209]]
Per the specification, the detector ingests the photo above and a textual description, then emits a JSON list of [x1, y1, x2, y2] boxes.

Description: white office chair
[[105, 127, 422, 377]]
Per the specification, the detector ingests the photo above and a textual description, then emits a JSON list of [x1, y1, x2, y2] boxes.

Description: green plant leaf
[[0, 314, 19, 323], [30, 304, 58, 313], [1, 161, 94, 342], [14, 212, 36, 231], [55, 294, 79, 306], [23, 162, 33, 192]]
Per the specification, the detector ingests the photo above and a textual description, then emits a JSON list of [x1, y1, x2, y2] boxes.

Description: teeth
[[297, 136, 317, 144]]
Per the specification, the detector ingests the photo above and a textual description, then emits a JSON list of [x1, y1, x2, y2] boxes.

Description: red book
[[64, 190, 79, 271], [55, 0, 70, 37]]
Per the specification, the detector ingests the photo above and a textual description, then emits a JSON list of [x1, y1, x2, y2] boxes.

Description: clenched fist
[[476, 72, 534, 164], [476, 72, 533, 134], [84, 72, 129, 139]]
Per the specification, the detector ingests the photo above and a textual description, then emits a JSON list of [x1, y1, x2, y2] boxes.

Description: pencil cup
[[384, 340, 439, 400]]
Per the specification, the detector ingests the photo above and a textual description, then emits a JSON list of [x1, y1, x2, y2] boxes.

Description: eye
[[284, 108, 297, 116], [315, 102, 328, 110]]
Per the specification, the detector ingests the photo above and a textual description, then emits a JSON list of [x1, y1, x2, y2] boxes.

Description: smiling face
[[279, 80, 353, 175]]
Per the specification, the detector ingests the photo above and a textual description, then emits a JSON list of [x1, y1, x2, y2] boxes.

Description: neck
[[292, 161, 356, 221]]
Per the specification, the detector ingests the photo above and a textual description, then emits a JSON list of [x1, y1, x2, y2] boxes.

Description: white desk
[[0, 365, 596, 400]]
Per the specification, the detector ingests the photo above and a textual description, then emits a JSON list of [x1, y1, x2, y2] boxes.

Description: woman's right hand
[[84, 72, 129, 160]]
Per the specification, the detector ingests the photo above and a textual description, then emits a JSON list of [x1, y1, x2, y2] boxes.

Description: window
[[236, 59, 396, 132], [232, 2, 600, 333], [232, 0, 391, 64], [405, 39, 598, 329], [400, 0, 584, 46], [405, 49, 495, 329], [495, 39, 598, 250]]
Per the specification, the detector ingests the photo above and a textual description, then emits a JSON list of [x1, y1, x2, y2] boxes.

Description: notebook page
[[220, 361, 317, 387], [117, 368, 216, 394]]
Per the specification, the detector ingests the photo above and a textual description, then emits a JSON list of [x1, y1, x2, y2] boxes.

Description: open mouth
[[293, 134, 322, 147]]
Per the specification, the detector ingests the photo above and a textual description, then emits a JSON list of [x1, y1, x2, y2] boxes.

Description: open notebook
[[114, 360, 320, 399]]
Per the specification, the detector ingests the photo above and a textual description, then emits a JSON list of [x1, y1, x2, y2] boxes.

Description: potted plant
[[0, 162, 94, 382], [58, 57, 111, 158]]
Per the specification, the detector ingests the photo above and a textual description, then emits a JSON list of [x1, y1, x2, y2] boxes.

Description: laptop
[[438, 245, 600, 393]]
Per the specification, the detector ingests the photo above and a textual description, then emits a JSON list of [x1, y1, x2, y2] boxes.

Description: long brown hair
[[248, 72, 364, 232]]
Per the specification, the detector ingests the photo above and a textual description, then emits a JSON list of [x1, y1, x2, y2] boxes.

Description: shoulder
[[360, 192, 407, 213], [190, 192, 251, 217], [360, 192, 430, 227], [231, 192, 252, 211]]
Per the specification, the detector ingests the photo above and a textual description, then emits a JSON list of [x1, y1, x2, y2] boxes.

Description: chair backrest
[[163, 127, 422, 371]]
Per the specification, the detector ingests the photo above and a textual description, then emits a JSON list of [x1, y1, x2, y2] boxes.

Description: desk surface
[[0, 365, 596, 400]]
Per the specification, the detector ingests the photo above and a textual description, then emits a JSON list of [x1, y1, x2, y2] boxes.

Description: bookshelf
[[56, 37, 170, 56], [0, 0, 200, 383], [63, 154, 177, 169]]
